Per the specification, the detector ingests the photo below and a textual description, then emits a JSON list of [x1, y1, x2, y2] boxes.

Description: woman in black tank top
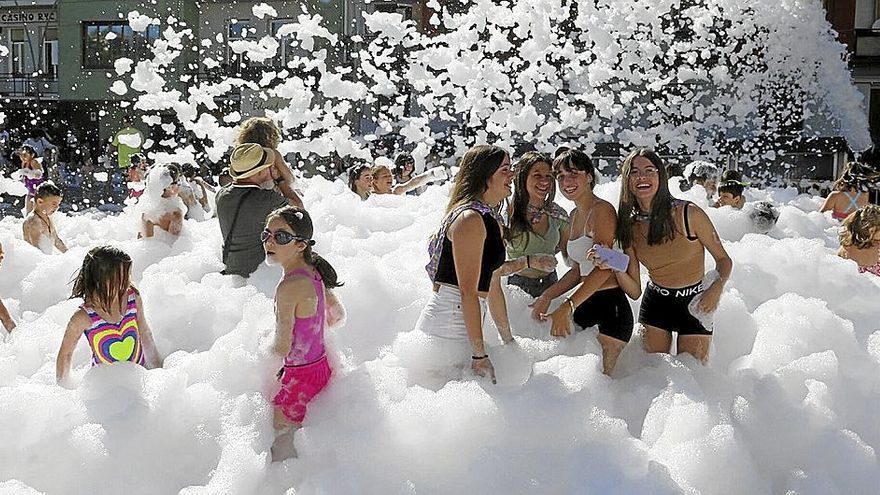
[[416, 144, 516, 384]]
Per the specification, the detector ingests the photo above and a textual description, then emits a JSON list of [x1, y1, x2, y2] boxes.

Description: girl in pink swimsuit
[[56, 246, 162, 385], [837, 205, 880, 277], [263, 206, 345, 461]]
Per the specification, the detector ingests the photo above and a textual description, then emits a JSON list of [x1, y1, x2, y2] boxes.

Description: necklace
[[526, 204, 546, 224], [634, 210, 651, 222]]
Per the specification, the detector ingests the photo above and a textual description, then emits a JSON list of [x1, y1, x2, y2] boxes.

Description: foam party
[[0, 1, 879, 494]]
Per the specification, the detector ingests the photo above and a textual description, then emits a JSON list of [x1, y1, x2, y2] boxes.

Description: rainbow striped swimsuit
[[81, 288, 145, 366]]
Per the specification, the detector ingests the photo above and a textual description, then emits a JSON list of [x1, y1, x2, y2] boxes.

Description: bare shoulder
[[68, 308, 91, 331], [277, 274, 315, 300], [449, 209, 486, 236], [594, 199, 618, 217]]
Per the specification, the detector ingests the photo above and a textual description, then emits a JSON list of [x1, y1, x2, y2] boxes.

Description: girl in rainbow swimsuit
[[56, 246, 162, 385]]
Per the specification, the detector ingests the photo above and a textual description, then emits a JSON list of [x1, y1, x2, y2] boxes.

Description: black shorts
[[572, 287, 634, 342], [638, 281, 711, 335], [508, 272, 558, 298]]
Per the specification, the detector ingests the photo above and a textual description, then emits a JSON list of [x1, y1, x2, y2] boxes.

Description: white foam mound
[[0, 177, 878, 493]]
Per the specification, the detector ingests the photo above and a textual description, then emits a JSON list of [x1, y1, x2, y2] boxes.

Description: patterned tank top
[[80, 288, 145, 366]]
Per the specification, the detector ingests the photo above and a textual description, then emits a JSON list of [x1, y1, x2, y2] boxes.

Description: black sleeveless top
[[434, 211, 506, 292]]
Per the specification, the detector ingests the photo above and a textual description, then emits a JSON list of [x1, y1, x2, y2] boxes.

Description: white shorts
[[415, 285, 487, 342]]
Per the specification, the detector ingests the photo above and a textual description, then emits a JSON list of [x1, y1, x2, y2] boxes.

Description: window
[[9, 28, 28, 76], [43, 28, 58, 78], [270, 19, 308, 68], [226, 19, 254, 69], [81, 21, 160, 70]]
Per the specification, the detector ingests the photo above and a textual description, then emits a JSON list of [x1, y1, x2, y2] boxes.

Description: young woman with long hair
[[838, 204, 880, 276], [348, 164, 373, 200], [505, 151, 570, 297], [530, 150, 641, 374], [617, 148, 732, 363], [821, 163, 869, 221], [417, 144, 516, 383]]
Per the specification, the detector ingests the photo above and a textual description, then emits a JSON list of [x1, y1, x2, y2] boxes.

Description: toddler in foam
[[56, 246, 162, 386]]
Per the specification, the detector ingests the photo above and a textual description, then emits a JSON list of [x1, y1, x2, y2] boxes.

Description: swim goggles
[[260, 229, 315, 246]]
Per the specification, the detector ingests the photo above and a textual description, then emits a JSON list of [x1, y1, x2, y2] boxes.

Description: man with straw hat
[[216, 143, 302, 277]]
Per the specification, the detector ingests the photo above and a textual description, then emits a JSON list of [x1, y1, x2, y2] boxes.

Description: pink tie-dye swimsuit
[[273, 267, 332, 424], [282, 268, 326, 366]]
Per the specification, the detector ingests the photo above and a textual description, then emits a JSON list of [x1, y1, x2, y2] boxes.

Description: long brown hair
[[71, 246, 133, 314], [446, 144, 508, 213], [617, 147, 676, 249], [236, 117, 281, 149], [267, 206, 343, 288], [348, 164, 371, 194], [839, 204, 880, 249], [507, 151, 554, 244]]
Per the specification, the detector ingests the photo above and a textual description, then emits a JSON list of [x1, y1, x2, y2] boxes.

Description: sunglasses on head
[[260, 229, 314, 246]]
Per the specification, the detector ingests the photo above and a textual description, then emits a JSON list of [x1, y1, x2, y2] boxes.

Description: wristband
[[472, 355, 488, 360]]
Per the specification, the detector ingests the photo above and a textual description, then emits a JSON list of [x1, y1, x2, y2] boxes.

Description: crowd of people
[[2, 115, 879, 462]]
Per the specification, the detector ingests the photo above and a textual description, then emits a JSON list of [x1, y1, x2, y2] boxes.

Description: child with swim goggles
[[56, 246, 162, 386], [263, 206, 346, 461]]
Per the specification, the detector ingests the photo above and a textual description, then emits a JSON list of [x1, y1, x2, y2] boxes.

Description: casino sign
[[0, 11, 57, 25]]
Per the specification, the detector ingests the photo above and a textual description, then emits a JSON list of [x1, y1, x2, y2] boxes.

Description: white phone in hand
[[594, 245, 630, 272]]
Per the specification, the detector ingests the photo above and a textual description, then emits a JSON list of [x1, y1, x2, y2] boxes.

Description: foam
[[0, 175, 878, 493]]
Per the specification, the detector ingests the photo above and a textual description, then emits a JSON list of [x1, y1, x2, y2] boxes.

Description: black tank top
[[434, 211, 505, 292]]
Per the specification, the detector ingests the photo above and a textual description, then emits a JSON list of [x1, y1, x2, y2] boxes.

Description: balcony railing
[[0, 73, 59, 98]]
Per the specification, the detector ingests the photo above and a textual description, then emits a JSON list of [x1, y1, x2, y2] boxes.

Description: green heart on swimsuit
[[109, 336, 136, 361]]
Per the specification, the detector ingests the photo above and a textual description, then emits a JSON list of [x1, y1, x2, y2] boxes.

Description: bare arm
[[272, 151, 304, 208], [449, 211, 488, 356], [134, 292, 162, 368], [819, 192, 837, 213], [324, 287, 346, 329], [0, 298, 15, 332], [273, 280, 299, 358], [487, 272, 513, 343], [53, 229, 68, 253], [22, 218, 41, 248], [392, 171, 434, 195], [168, 210, 183, 236], [142, 214, 155, 238], [691, 206, 733, 313], [549, 203, 616, 337], [56, 310, 89, 385], [557, 221, 571, 260]]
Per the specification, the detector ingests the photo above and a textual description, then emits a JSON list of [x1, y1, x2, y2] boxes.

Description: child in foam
[[22, 182, 68, 254], [139, 164, 185, 238], [178, 164, 212, 221], [371, 161, 447, 196], [714, 170, 780, 235], [15, 145, 45, 215], [838, 205, 880, 277], [263, 206, 346, 461], [0, 241, 16, 334], [56, 246, 162, 386]]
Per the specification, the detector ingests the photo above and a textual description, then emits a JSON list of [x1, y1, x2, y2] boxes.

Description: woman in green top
[[505, 151, 571, 297]]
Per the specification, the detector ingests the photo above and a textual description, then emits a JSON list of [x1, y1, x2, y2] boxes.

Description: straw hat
[[229, 143, 274, 179]]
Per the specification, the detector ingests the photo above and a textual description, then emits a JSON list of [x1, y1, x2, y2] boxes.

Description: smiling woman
[[416, 144, 516, 383], [617, 148, 733, 363]]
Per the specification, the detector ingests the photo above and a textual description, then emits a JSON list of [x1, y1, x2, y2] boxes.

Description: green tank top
[[506, 215, 568, 277]]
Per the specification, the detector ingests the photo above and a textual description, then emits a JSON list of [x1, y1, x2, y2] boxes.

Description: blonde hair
[[839, 204, 880, 249], [236, 117, 281, 149]]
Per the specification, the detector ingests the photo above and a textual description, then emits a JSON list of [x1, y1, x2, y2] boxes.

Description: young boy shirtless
[[22, 182, 68, 254]]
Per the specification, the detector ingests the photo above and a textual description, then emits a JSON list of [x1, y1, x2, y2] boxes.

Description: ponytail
[[308, 250, 342, 289]]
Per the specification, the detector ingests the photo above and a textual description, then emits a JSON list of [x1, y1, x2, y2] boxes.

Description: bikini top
[[859, 261, 880, 277], [280, 268, 327, 367], [80, 288, 145, 366], [832, 191, 861, 220]]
